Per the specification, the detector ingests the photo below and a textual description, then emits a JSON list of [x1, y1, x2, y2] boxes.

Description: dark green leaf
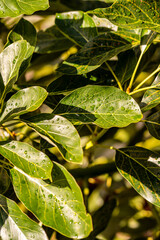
[[55, 11, 98, 46], [57, 33, 133, 75], [0, 86, 48, 124], [0, 168, 10, 194], [0, 0, 49, 17], [10, 162, 93, 238], [141, 72, 160, 112], [35, 26, 73, 54], [0, 141, 53, 180], [140, 30, 158, 54], [21, 114, 83, 163], [0, 195, 48, 240], [115, 49, 137, 85], [89, 0, 160, 33], [54, 85, 142, 128], [0, 41, 33, 99], [116, 146, 160, 208], [145, 111, 160, 140]]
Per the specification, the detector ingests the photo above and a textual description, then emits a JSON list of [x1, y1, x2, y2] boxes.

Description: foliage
[[0, 0, 160, 239]]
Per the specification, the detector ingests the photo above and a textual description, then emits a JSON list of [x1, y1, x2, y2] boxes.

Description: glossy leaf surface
[[58, 33, 132, 75], [0, 195, 48, 240], [0, 168, 10, 194], [56, 11, 97, 46], [90, 0, 160, 33], [0, 86, 48, 124], [22, 114, 83, 163], [0, 41, 33, 99], [54, 85, 142, 128], [145, 111, 160, 140], [141, 72, 160, 112], [0, 141, 53, 180], [35, 26, 73, 54], [116, 146, 160, 208], [11, 163, 92, 238], [0, 0, 49, 17]]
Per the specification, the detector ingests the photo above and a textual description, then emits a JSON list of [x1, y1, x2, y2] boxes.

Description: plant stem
[[2, 125, 15, 139], [127, 51, 144, 93], [69, 162, 117, 179], [105, 62, 123, 91], [129, 85, 159, 95], [133, 66, 160, 91], [93, 128, 108, 143]]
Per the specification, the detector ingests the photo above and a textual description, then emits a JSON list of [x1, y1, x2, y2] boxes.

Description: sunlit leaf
[[116, 146, 160, 208], [89, 0, 160, 33], [0, 195, 48, 240], [141, 72, 160, 112], [54, 85, 142, 128], [0, 0, 49, 17], [57, 33, 133, 75], [0, 141, 53, 180], [21, 114, 83, 163], [0, 87, 48, 124], [56, 11, 98, 46], [11, 162, 93, 238]]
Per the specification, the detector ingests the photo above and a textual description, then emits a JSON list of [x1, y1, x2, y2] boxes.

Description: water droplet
[[48, 194, 52, 199]]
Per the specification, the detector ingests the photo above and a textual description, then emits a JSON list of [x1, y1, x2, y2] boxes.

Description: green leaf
[[141, 73, 160, 112], [0, 168, 10, 194], [115, 49, 137, 85], [0, 195, 48, 240], [145, 111, 160, 140], [10, 162, 93, 239], [140, 30, 157, 54], [55, 11, 98, 46], [0, 141, 53, 180], [89, 0, 160, 33], [0, 0, 49, 17], [21, 114, 83, 163], [35, 26, 73, 54], [116, 146, 160, 208], [57, 33, 132, 75], [0, 86, 48, 124], [4, 18, 37, 78], [0, 40, 33, 100], [54, 85, 143, 128]]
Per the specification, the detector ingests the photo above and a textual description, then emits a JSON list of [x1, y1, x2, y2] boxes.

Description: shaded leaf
[[0, 0, 49, 17], [0, 86, 48, 124], [0, 141, 53, 180], [141, 72, 160, 112], [0, 168, 10, 194], [0, 41, 33, 100], [115, 49, 137, 85], [54, 85, 142, 128], [55, 11, 97, 46], [57, 33, 133, 75], [89, 0, 160, 33], [145, 111, 160, 140], [116, 146, 160, 208], [140, 30, 157, 54], [11, 162, 93, 239], [21, 114, 83, 163], [35, 26, 73, 54], [0, 195, 48, 240]]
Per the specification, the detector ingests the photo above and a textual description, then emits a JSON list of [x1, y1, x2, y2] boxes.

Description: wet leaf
[[0, 141, 53, 180], [116, 146, 160, 208], [0, 0, 49, 17], [21, 114, 83, 163], [54, 85, 142, 128], [55, 11, 97, 46], [89, 0, 160, 33], [11, 162, 93, 238], [0, 195, 48, 240], [0, 86, 48, 124], [57, 33, 133, 75]]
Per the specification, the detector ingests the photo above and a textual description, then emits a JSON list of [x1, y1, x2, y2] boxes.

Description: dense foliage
[[0, 0, 160, 239]]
